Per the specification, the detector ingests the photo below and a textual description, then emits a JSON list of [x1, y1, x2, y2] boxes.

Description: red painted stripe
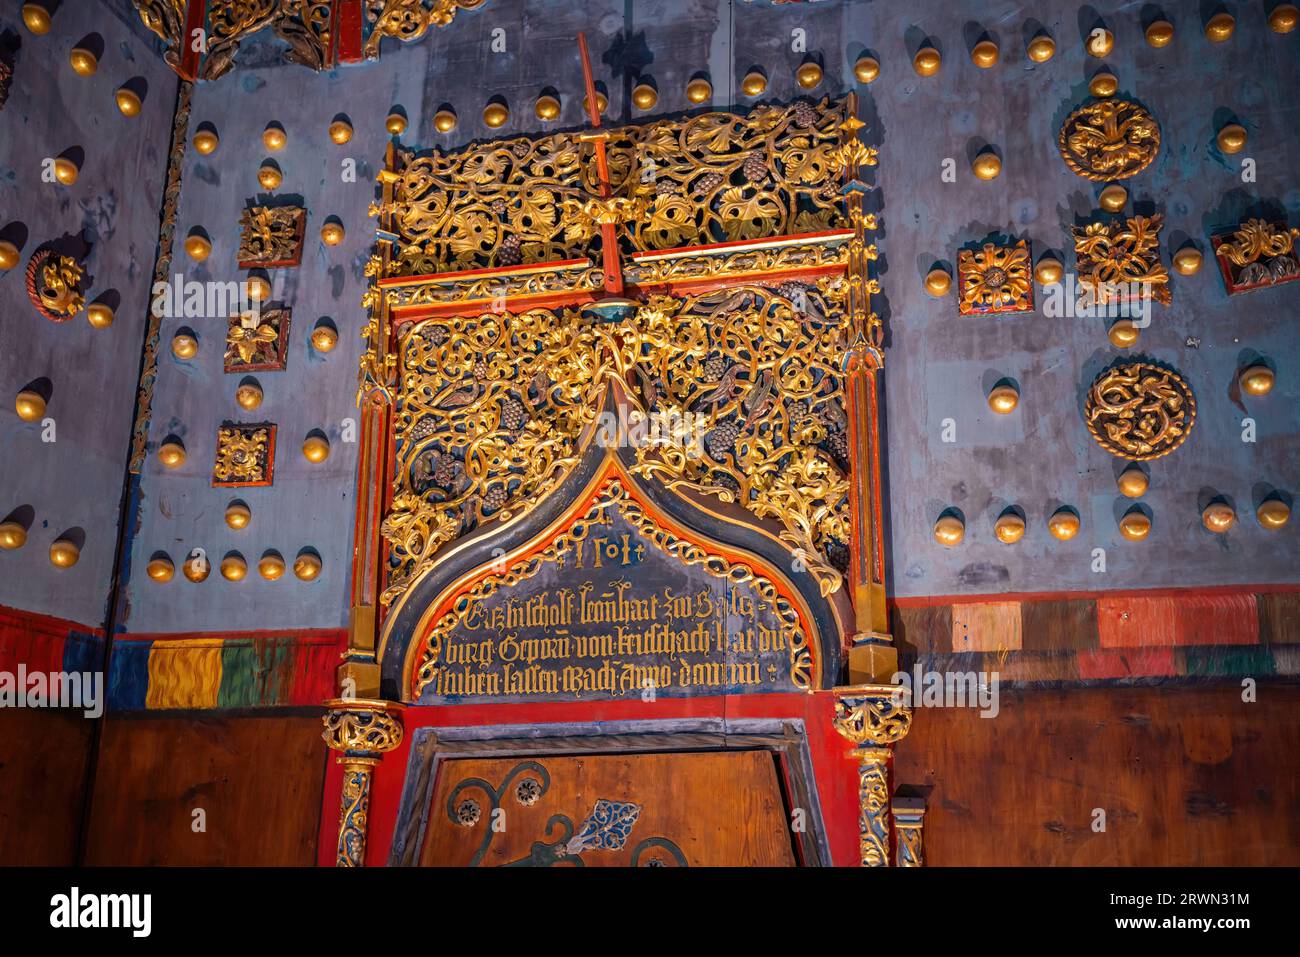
[[337, 0, 364, 63], [116, 627, 346, 644], [1076, 646, 1177, 680], [0, 603, 102, 638], [1097, 594, 1259, 649], [180, 0, 206, 80]]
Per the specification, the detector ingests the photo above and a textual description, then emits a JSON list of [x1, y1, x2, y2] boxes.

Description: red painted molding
[[115, 627, 347, 645], [180, 0, 206, 80], [0, 603, 102, 639], [336, 0, 365, 64]]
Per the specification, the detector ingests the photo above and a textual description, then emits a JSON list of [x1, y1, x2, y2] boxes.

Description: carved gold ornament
[[374, 96, 848, 276], [381, 282, 852, 606], [26, 250, 87, 321], [193, 0, 335, 79], [213, 422, 276, 486], [1212, 219, 1300, 294], [410, 476, 815, 699], [322, 700, 404, 868], [364, 0, 489, 58], [832, 687, 912, 868], [225, 307, 290, 372], [1072, 214, 1171, 306], [1084, 362, 1196, 461], [957, 240, 1032, 315], [237, 205, 305, 268], [1058, 98, 1160, 181], [133, 0, 187, 71]]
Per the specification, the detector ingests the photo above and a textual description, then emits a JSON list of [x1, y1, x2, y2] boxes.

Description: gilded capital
[[322, 699, 405, 763], [832, 684, 911, 751]]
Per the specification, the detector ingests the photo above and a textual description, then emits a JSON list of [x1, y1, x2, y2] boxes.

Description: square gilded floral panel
[[225, 306, 290, 373], [237, 205, 305, 269], [957, 239, 1033, 316], [212, 422, 276, 488], [1071, 215, 1171, 306]]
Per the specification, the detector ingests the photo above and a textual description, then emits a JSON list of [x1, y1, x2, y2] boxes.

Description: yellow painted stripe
[[145, 638, 225, 710]]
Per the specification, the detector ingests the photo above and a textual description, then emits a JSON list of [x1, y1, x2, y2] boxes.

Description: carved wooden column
[[321, 699, 404, 867], [345, 142, 401, 699], [832, 99, 895, 685], [893, 802, 926, 867], [832, 686, 911, 866]]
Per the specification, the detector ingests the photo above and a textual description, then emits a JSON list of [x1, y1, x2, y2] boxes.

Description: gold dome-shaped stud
[[225, 501, 251, 530], [0, 522, 27, 550], [1205, 12, 1235, 42], [1027, 33, 1056, 62], [70, 45, 99, 77], [320, 220, 345, 246], [1118, 465, 1149, 498], [182, 551, 210, 583], [220, 552, 247, 582], [22, 4, 52, 35], [1086, 27, 1114, 57], [1239, 364, 1275, 396], [583, 91, 609, 115], [245, 275, 272, 303], [971, 39, 999, 68], [924, 267, 952, 297], [15, 390, 46, 422], [741, 71, 767, 97], [988, 383, 1019, 414], [1108, 319, 1140, 348], [913, 46, 941, 76], [1217, 123, 1247, 154], [995, 511, 1026, 544], [1035, 256, 1064, 285], [86, 302, 114, 329], [147, 555, 175, 583], [171, 332, 198, 359], [184, 232, 211, 261], [1257, 498, 1291, 530], [795, 61, 823, 88], [115, 87, 142, 117], [328, 118, 353, 145], [854, 56, 880, 83], [632, 82, 658, 110], [257, 162, 282, 191], [686, 77, 712, 103], [311, 323, 338, 353], [1202, 501, 1236, 533], [386, 111, 408, 135], [1119, 510, 1151, 541], [1270, 4, 1299, 33], [972, 149, 1001, 180], [1145, 20, 1175, 48], [1089, 71, 1118, 98], [293, 551, 323, 581], [535, 94, 561, 121], [1172, 246, 1203, 275], [53, 157, 79, 186], [158, 440, 186, 469], [235, 381, 263, 411], [258, 552, 286, 581], [933, 513, 965, 546], [433, 108, 457, 133], [49, 539, 80, 569], [1099, 183, 1127, 212], [483, 101, 509, 128], [303, 434, 330, 463], [193, 128, 219, 155], [0, 240, 20, 271], [262, 123, 287, 151], [1049, 508, 1081, 541]]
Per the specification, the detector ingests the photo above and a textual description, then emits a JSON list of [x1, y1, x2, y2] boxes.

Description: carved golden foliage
[[1072, 214, 1171, 306], [1059, 98, 1160, 181], [377, 97, 849, 275], [1084, 362, 1196, 461]]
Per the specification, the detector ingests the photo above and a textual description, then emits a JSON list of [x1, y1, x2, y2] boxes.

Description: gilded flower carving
[[1212, 219, 1300, 293], [224, 307, 290, 372], [213, 423, 276, 486], [1059, 98, 1160, 181], [957, 240, 1032, 315], [1072, 215, 1171, 306], [1084, 362, 1196, 461]]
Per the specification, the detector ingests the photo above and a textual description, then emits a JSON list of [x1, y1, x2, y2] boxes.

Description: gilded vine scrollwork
[[1084, 361, 1196, 461], [1072, 214, 1171, 306], [364, 0, 489, 57], [1059, 98, 1161, 181], [193, 0, 333, 79], [134, 0, 188, 71], [374, 97, 849, 276], [383, 282, 852, 606]]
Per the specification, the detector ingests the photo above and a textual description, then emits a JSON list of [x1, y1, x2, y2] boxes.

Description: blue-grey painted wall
[[0, 1, 177, 627], [6, 0, 1296, 636]]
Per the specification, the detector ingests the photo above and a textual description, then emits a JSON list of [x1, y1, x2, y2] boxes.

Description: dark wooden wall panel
[[0, 710, 94, 865], [84, 714, 327, 865], [895, 684, 1300, 866]]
